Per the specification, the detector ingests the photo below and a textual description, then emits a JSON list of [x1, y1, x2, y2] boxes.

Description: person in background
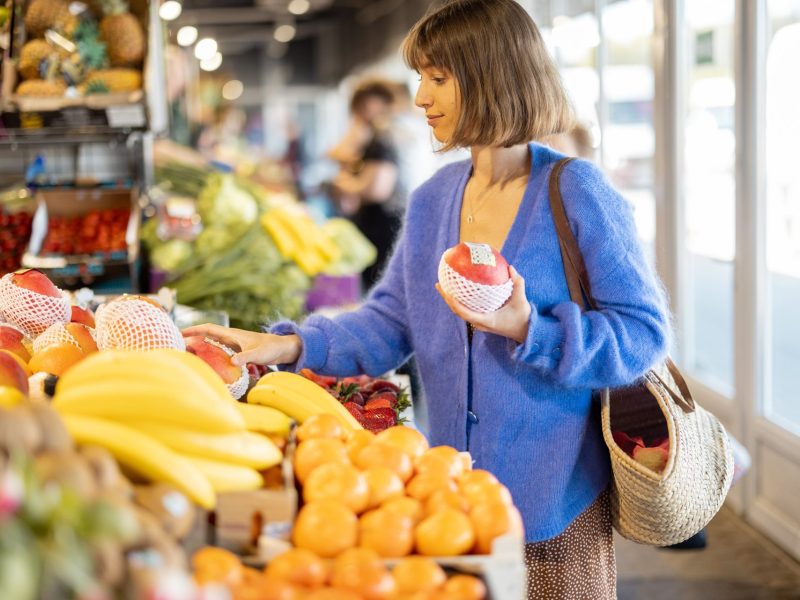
[[186, 2, 669, 597], [541, 122, 596, 161], [328, 79, 405, 291]]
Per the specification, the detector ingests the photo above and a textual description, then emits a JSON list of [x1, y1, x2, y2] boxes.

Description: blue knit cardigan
[[272, 142, 670, 542]]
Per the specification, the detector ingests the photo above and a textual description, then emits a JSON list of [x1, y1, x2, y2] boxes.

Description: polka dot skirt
[[525, 490, 616, 599]]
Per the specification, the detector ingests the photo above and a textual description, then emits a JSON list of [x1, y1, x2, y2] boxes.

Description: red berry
[[364, 398, 392, 411], [367, 391, 397, 409], [363, 407, 396, 432]]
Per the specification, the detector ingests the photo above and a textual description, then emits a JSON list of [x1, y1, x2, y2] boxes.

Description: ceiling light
[[176, 26, 198, 47], [194, 38, 218, 61], [288, 0, 310, 15], [200, 52, 223, 72], [222, 80, 244, 101], [159, 0, 182, 21], [274, 24, 296, 43]]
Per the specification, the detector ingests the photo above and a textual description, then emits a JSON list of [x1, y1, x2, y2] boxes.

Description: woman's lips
[[426, 115, 443, 126]]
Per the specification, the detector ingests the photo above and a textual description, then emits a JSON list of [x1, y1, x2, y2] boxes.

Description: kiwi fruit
[[0, 406, 43, 455], [133, 484, 196, 541], [34, 451, 97, 498], [28, 402, 72, 453], [79, 445, 121, 489]]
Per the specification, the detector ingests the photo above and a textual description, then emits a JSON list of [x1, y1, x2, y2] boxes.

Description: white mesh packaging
[[0, 322, 34, 355], [95, 298, 186, 351], [204, 338, 249, 400], [33, 322, 86, 353], [0, 273, 71, 338], [438, 256, 514, 313]]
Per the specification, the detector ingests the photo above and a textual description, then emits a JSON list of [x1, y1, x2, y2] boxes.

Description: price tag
[[106, 105, 146, 128], [465, 242, 496, 267]]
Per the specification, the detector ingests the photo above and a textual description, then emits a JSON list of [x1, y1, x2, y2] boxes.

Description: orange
[[358, 508, 414, 558], [303, 462, 370, 514], [264, 548, 329, 588], [457, 469, 498, 487], [391, 556, 446, 594], [405, 471, 457, 502], [469, 499, 524, 554], [375, 426, 429, 459], [28, 343, 85, 376], [346, 429, 375, 463], [330, 551, 397, 600], [355, 442, 413, 483], [443, 574, 487, 600], [305, 590, 362, 600], [0, 349, 32, 377], [363, 466, 405, 510], [192, 546, 243, 586], [297, 413, 346, 443], [414, 508, 476, 556], [460, 481, 513, 510], [424, 489, 469, 516], [415, 446, 465, 479], [294, 437, 350, 484], [259, 578, 303, 600], [292, 500, 358, 558], [233, 567, 269, 600], [333, 547, 383, 571], [381, 496, 424, 525]]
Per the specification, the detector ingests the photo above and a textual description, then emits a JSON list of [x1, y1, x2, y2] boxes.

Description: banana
[[56, 350, 230, 410], [53, 381, 245, 434], [128, 422, 282, 469], [246, 385, 322, 424], [235, 402, 293, 436], [157, 348, 237, 404], [256, 371, 362, 429], [62, 414, 216, 509], [0, 385, 25, 408], [261, 211, 298, 259], [185, 456, 264, 493]]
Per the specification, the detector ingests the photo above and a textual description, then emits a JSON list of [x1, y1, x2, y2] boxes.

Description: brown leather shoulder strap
[[548, 157, 595, 310]]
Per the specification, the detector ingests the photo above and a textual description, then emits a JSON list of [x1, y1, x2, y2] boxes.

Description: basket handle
[[548, 158, 696, 414]]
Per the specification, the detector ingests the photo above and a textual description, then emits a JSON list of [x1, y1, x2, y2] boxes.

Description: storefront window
[[766, 0, 800, 433], [601, 0, 656, 260], [683, 0, 736, 393]]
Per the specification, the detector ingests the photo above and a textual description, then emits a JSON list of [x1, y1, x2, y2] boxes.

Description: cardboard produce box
[[23, 187, 140, 270]]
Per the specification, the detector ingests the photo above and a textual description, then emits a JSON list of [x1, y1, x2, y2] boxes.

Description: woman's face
[[414, 66, 459, 144]]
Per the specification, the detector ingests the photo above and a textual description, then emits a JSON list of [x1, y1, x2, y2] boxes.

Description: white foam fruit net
[[0, 321, 34, 355], [204, 337, 249, 400], [95, 299, 185, 351], [438, 257, 514, 314], [0, 273, 71, 338], [33, 322, 92, 353]]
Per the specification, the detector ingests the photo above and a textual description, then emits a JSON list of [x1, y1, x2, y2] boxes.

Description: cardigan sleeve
[[511, 160, 671, 388], [270, 221, 413, 377]]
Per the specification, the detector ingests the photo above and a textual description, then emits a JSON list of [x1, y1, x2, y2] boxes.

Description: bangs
[[402, 18, 453, 73]]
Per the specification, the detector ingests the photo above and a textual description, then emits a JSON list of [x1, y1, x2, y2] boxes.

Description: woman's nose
[[415, 86, 431, 109]]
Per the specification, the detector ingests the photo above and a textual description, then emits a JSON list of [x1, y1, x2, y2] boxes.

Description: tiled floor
[[616, 507, 800, 599]]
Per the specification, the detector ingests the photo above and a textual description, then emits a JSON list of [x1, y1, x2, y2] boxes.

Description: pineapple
[[81, 68, 141, 93], [16, 79, 67, 97], [97, 0, 145, 67], [18, 39, 53, 79], [73, 20, 109, 71], [24, 0, 77, 39]]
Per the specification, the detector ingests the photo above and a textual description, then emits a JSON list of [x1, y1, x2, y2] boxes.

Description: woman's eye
[[433, 77, 445, 84]]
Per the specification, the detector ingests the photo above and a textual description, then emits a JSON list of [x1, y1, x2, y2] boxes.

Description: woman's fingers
[[181, 323, 246, 351], [435, 283, 493, 328]]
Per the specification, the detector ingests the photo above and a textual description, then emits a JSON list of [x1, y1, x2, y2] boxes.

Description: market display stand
[[0, 0, 167, 293]]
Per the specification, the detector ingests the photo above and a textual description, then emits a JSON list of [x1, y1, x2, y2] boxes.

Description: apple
[[10, 269, 60, 298], [184, 336, 243, 385], [70, 305, 96, 328], [0, 324, 31, 362], [441, 243, 510, 285], [632, 445, 669, 473], [64, 323, 98, 354], [0, 350, 29, 395]]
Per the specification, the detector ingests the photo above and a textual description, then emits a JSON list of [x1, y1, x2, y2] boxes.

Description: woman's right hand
[[182, 324, 302, 367]]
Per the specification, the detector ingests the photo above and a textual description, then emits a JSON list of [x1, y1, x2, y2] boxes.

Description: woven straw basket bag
[[550, 158, 734, 546]]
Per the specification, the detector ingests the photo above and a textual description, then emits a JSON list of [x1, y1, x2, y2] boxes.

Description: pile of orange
[[193, 546, 488, 600], [291, 416, 524, 559]]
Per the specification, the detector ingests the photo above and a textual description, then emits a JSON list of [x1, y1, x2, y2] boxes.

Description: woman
[[328, 79, 405, 291], [185, 1, 669, 597]]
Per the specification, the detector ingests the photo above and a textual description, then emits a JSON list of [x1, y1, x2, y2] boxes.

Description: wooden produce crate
[[213, 435, 298, 554]]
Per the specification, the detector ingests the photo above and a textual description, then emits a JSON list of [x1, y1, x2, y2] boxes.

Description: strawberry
[[300, 368, 337, 388], [367, 391, 397, 409], [362, 407, 396, 432], [343, 401, 363, 415], [362, 379, 400, 395], [364, 398, 393, 411], [342, 375, 371, 386]]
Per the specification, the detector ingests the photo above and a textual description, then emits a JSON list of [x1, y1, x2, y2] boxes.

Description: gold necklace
[[464, 179, 489, 225]]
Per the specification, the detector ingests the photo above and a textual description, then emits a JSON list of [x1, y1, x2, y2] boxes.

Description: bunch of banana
[[52, 349, 286, 508], [261, 206, 341, 276], [247, 370, 362, 431]]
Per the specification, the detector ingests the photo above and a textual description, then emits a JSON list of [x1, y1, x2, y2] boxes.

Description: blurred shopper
[[187, 3, 669, 598], [541, 122, 596, 161], [328, 79, 405, 291]]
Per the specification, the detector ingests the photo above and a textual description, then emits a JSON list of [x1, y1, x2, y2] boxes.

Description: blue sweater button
[[531, 342, 540, 353], [552, 347, 562, 358], [467, 411, 479, 424]]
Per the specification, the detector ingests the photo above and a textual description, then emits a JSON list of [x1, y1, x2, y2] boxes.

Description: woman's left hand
[[436, 266, 532, 344]]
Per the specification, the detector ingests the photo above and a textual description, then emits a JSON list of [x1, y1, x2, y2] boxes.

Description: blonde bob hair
[[402, 0, 574, 151]]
